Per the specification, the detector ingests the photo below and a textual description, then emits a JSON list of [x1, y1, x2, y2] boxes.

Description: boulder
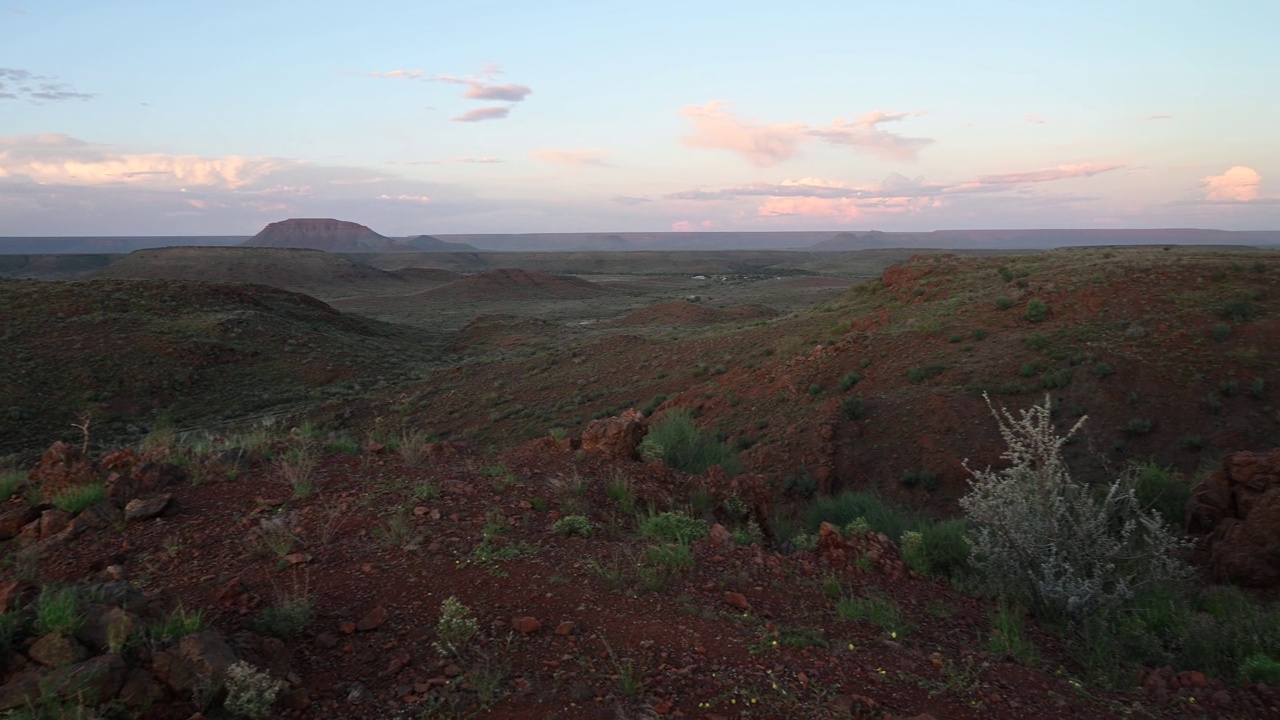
[[43, 653, 128, 706], [124, 494, 174, 523], [28, 441, 99, 503], [1187, 449, 1280, 587], [28, 632, 87, 668], [0, 506, 39, 541], [580, 408, 647, 460], [152, 630, 237, 694], [76, 605, 138, 653]]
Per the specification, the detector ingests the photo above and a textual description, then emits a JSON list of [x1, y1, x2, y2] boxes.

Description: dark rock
[[356, 605, 388, 632], [28, 632, 87, 668], [1188, 449, 1280, 587], [153, 630, 237, 693], [119, 667, 168, 708], [580, 408, 647, 460], [43, 653, 128, 706], [0, 506, 39, 540], [76, 605, 137, 653]]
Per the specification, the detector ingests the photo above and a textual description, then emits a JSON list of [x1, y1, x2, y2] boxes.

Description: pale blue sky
[[2, 0, 1277, 235]]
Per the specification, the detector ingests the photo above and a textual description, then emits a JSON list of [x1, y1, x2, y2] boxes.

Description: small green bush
[[1211, 323, 1232, 342], [995, 296, 1014, 310], [838, 372, 862, 391], [639, 410, 738, 475], [841, 396, 866, 420], [35, 586, 83, 635], [907, 364, 946, 383], [250, 595, 314, 639], [553, 515, 592, 536], [1133, 463, 1190, 527], [639, 511, 707, 545], [1124, 418, 1154, 435], [1040, 368, 1072, 389], [806, 492, 921, 542], [51, 483, 106, 514], [1019, 361, 1041, 378], [920, 519, 971, 579], [836, 594, 908, 636], [151, 602, 204, 644], [1221, 300, 1256, 322], [1240, 653, 1280, 685], [971, 328, 989, 340], [1023, 299, 1049, 322], [1023, 334, 1051, 351], [0, 470, 22, 501]]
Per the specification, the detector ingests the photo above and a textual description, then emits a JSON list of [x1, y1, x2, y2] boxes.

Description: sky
[[2, 0, 1278, 236]]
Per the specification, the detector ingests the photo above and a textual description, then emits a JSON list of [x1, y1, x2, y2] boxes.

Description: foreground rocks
[[1187, 448, 1280, 587]]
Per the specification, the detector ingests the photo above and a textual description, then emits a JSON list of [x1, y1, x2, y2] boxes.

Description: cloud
[[806, 110, 934, 162], [671, 219, 719, 231], [680, 101, 806, 167], [0, 133, 285, 188], [529, 149, 608, 167], [666, 162, 1125, 220], [681, 101, 932, 166], [1144, 114, 1173, 121], [0, 67, 96, 103], [452, 106, 510, 122], [451, 156, 502, 164], [464, 82, 532, 102], [363, 69, 425, 80], [1202, 166, 1261, 202], [376, 194, 432, 204], [612, 195, 651, 205], [970, 163, 1124, 186], [1024, 113, 1047, 124]]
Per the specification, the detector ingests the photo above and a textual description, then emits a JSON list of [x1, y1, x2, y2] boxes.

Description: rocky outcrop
[[1187, 449, 1280, 587], [580, 409, 647, 460], [28, 441, 98, 502]]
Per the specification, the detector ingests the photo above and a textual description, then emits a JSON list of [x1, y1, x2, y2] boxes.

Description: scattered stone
[[124, 494, 174, 523], [38, 509, 73, 538], [723, 592, 749, 611], [29, 632, 87, 668], [315, 633, 339, 649], [512, 616, 541, 634], [707, 524, 734, 547], [283, 552, 312, 566], [554, 621, 577, 636], [357, 605, 388, 632], [0, 507, 39, 541]]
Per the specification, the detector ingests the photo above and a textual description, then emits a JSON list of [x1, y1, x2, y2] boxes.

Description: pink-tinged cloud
[[0, 134, 285, 188], [1144, 114, 1173, 121], [450, 156, 502, 164], [464, 83, 531, 102], [452, 106, 510, 122], [529, 149, 608, 167], [680, 101, 806, 167], [806, 110, 934, 162], [671, 219, 719, 231], [376, 194, 432, 204], [971, 163, 1123, 186], [1202, 166, 1261, 202], [364, 69, 426, 79], [1024, 113, 1047, 124], [681, 103, 932, 166]]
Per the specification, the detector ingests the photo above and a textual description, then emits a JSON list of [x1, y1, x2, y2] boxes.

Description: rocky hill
[[243, 219, 394, 252]]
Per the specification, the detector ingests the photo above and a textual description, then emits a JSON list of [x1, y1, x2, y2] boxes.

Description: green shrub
[[995, 296, 1014, 310], [553, 515, 593, 536], [1023, 299, 1049, 322], [35, 586, 82, 635], [1133, 463, 1190, 527], [1241, 653, 1280, 685], [971, 328, 989, 340], [841, 396, 866, 420], [639, 511, 707, 545], [1124, 418, 1154, 435], [920, 519, 971, 579], [1211, 323, 1232, 342], [638, 410, 738, 475], [806, 492, 920, 542], [989, 601, 1038, 665], [250, 595, 314, 639], [998, 266, 1015, 282], [1040, 368, 1072, 389], [152, 602, 204, 644], [1221, 299, 1256, 322], [807, 383, 822, 396], [1018, 361, 1041, 378], [0, 470, 22, 501], [838, 372, 862, 391], [907, 364, 946, 383], [51, 483, 105, 514], [837, 594, 908, 636], [784, 469, 818, 498], [1023, 334, 1051, 351]]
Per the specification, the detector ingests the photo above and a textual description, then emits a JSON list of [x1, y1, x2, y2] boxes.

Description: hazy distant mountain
[[811, 228, 1280, 250], [433, 231, 838, 251], [571, 234, 639, 251], [0, 236, 245, 254], [403, 234, 480, 252]]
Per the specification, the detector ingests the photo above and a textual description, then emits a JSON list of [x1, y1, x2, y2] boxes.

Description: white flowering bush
[[960, 394, 1190, 625], [224, 660, 282, 719], [433, 596, 478, 658]]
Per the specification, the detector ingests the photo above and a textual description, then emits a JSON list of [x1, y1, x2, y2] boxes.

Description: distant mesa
[[571, 234, 638, 251], [242, 219, 478, 253], [420, 268, 610, 301]]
